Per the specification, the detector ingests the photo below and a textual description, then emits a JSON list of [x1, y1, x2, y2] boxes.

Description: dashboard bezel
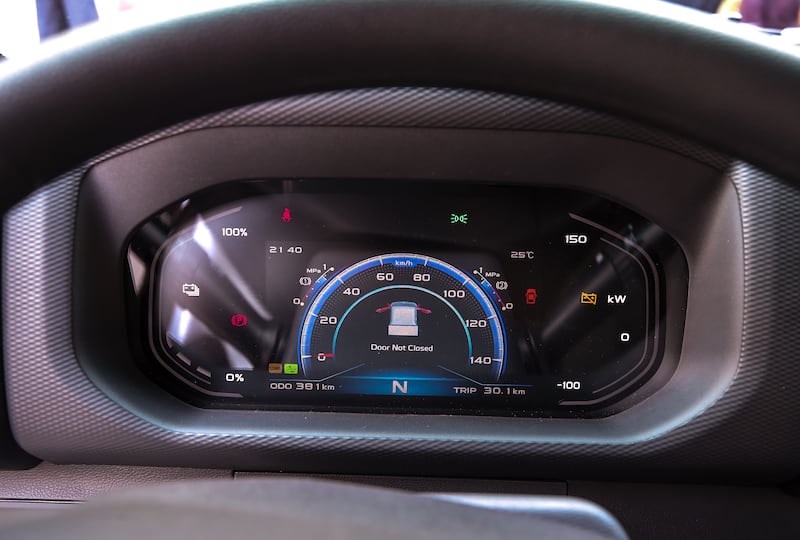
[[69, 125, 740, 448], [128, 179, 688, 417]]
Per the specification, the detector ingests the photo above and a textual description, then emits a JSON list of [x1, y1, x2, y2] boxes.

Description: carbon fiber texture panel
[[4, 88, 797, 480], [101, 88, 729, 170]]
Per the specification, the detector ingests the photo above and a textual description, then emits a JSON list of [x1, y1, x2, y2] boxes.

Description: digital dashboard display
[[127, 180, 687, 417]]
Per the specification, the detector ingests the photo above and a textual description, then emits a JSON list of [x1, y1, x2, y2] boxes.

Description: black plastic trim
[[2, 86, 757, 480], [77, 128, 695, 427], [0, 0, 798, 204]]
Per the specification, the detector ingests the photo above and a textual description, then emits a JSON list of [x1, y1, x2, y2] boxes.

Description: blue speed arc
[[296, 253, 507, 397]]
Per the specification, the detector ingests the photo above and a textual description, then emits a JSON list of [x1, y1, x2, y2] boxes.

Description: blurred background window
[[36, 0, 99, 40], [740, 0, 800, 29], [1, 0, 799, 61]]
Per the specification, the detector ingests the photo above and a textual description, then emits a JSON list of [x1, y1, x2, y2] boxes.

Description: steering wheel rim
[[1, 0, 799, 211]]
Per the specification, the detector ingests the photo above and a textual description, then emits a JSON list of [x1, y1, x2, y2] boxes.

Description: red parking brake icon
[[231, 314, 248, 327], [525, 288, 537, 305]]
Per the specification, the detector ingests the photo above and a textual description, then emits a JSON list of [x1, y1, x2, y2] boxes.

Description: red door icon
[[525, 288, 537, 305]]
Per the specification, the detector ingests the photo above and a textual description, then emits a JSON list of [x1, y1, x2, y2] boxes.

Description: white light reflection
[[222, 342, 255, 370], [191, 215, 272, 321], [192, 218, 214, 252], [167, 306, 192, 345]]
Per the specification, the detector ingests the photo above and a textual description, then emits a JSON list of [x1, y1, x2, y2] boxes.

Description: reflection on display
[[127, 180, 687, 417]]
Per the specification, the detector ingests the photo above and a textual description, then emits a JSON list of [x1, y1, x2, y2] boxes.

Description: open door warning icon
[[376, 302, 431, 337]]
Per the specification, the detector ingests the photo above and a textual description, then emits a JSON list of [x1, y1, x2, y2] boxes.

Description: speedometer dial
[[297, 254, 506, 396]]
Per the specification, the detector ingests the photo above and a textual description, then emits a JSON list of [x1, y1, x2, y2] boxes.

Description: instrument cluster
[[127, 179, 687, 417]]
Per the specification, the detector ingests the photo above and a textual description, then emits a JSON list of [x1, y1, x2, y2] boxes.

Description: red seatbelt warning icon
[[525, 288, 538, 305], [281, 208, 292, 223]]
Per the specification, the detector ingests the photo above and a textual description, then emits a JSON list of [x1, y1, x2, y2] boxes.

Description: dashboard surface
[[0, 88, 776, 482], [3, 2, 800, 538]]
